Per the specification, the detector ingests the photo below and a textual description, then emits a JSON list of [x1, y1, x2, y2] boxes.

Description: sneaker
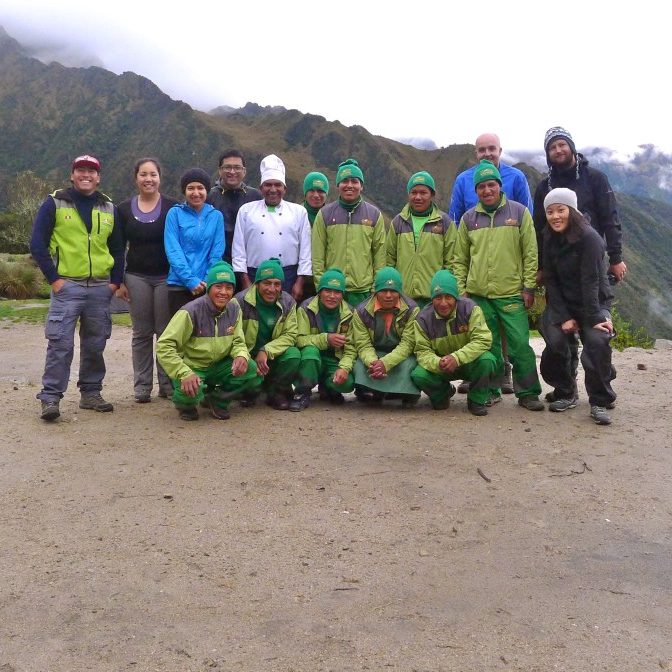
[[134, 392, 151, 404], [178, 406, 199, 421], [546, 385, 579, 403], [457, 380, 470, 394], [548, 397, 578, 412], [79, 393, 114, 412], [40, 400, 60, 421], [606, 400, 616, 410], [210, 405, 230, 421], [501, 361, 514, 394], [289, 391, 311, 412], [467, 399, 488, 416], [590, 405, 612, 425], [518, 395, 544, 411]]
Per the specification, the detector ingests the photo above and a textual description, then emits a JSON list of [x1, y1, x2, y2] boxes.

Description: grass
[[0, 299, 131, 326]]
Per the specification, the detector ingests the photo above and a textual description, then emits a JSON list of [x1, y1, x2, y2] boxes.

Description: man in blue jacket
[[30, 154, 124, 421]]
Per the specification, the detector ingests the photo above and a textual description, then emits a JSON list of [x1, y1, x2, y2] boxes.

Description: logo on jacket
[[361, 219, 373, 227], [226, 326, 235, 335], [504, 218, 519, 226], [432, 225, 443, 234]]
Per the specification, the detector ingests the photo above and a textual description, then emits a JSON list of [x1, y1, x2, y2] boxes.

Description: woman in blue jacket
[[165, 168, 225, 315]]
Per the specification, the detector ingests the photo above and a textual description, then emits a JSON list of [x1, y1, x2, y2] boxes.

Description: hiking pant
[[411, 351, 497, 406], [38, 281, 112, 402], [125, 272, 172, 397], [295, 346, 354, 394], [172, 357, 263, 409], [540, 310, 616, 407], [471, 295, 541, 398]]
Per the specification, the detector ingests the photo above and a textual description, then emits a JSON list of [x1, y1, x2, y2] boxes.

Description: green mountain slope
[[0, 27, 670, 337]]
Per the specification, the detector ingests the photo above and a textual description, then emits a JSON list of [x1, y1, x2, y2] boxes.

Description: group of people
[[29, 126, 624, 426]]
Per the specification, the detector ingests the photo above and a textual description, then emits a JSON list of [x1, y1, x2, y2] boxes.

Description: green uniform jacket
[[413, 298, 492, 373], [312, 200, 386, 294], [235, 286, 298, 359], [50, 189, 115, 279], [157, 295, 249, 381], [387, 204, 456, 300], [296, 296, 357, 372], [452, 196, 537, 297], [351, 294, 419, 371]]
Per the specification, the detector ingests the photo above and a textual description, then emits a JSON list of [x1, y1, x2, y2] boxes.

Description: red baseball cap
[[72, 154, 101, 171]]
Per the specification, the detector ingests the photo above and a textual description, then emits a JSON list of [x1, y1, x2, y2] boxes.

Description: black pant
[[540, 310, 616, 407]]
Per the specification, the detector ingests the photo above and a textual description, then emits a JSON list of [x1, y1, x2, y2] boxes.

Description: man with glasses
[[207, 149, 262, 264]]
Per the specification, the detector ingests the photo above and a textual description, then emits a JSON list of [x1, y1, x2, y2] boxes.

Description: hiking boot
[[210, 405, 231, 420], [431, 384, 455, 410], [401, 394, 420, 409], [548, 396, 578, 412], [590, 405, 612, 425], [40, 400, 60, 422], [518, 395, 544, 411], [178, 406, 199, 421], [289, 391, 311, 412], [134, 392, 151, 404], [467, 399, 488, 416], [267, 393, 290, 411], [501, 361, 514, 394], [457, 380, 470, 394], [79, 393, 114, 412]]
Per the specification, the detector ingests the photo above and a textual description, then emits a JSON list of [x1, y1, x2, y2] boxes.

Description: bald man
[[448, 133, 533, 224]]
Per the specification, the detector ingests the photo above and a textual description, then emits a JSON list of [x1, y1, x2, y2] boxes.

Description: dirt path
[[1, 322, 671, 672]]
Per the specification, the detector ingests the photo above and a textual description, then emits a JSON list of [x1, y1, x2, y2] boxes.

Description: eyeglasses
[[220, 165, 245, 172]]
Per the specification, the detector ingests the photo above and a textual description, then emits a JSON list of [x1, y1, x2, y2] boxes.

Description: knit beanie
[[543, 187, 578, 212], [407, 171, 436, 194], [254, 257, 285, 283], [336, 158, 364, 185], [430, 269, 459, 299], [303, 171, 329, 195], [206, 261, 235, 290], [317, 267, 346, 293], [543, 126, 577, 155], [473, 160, 502, 187], [374, 266, 403, 294], [260, 154, 286, 185], [180, 168, 211, 193]]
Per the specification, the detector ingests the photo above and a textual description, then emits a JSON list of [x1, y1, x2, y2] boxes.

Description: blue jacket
[[448, 161, 533, 224], [164, 203, 225, 290]]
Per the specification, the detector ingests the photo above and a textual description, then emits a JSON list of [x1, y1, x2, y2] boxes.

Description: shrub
[[0, 256, 43, 299], [611, 308, 654, 351]]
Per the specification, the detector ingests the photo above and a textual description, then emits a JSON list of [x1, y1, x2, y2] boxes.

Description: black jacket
[[542, 222, 613, 327], [533, 154, 622, 267]]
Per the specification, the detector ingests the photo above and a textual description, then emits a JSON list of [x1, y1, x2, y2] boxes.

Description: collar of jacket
[[53, 187, 112, 205], [213, 179, 250, 194]]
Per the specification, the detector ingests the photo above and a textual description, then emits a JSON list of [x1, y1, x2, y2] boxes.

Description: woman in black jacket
[[540, 188, 616, 425], [116, 158, 179, 403]]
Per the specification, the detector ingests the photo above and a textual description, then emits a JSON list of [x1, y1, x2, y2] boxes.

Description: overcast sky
[[0, 0, 666, 157]]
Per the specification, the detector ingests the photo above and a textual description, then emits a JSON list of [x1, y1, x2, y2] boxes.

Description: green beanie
[[336, 158, 364, 185], [317, 267, 346, 293], [374, 266, 403, 294], [206, 261, 235, 290], [430, 269, 459, 299], [254, 257, 285, 283], [303, 171, 330, 195], [473, 159, 502, 187], [407, 171, 436, 193]]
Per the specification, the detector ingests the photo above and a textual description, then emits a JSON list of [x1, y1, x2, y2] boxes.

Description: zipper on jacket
[[88, 234, 92, 283]]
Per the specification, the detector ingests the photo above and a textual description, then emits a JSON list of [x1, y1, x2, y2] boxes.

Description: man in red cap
[[30, 154, 124, 421]]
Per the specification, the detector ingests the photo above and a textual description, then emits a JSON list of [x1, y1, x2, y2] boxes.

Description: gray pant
[[38, 281, 112, 402], [125, 272, 172, 396]]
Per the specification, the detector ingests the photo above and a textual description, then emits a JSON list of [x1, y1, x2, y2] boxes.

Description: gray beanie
[[543, 187, 578, 212]]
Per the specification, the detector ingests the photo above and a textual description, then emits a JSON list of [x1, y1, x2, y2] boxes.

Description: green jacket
[[49, 189, 115, 279], [235, 286, 298, 359], [413, 298, 492, 373], [387, 204, 456, 300], [351, 294, 419, 371], [312, 200, 386, 293], [296, 296, 357, 372], [156, 295, 249, 381], [452, 196, 538, 298]]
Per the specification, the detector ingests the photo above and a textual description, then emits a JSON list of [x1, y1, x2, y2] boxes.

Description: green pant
[[471, 295, 541, 398], [172, 357, 263, 409], [295, 345, 354, 394], [262, 346, 301, 395], [344, 290, 371, 308], [411, 352, 497, 406]]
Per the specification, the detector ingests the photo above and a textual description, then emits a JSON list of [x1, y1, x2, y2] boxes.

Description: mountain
[[0, 26, 671, 337]]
